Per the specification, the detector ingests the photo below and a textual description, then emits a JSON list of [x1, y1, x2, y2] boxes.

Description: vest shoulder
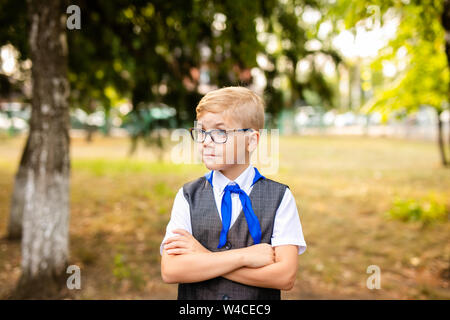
[[261, 177, 290, 190], [182, 175, 207, 193]]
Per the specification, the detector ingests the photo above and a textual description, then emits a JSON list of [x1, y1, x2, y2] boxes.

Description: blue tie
[[204, 167, 265, 249], [218, 182, 262, 249]]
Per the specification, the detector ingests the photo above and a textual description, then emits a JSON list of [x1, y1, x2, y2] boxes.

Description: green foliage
[[364, 1, 448, 117], [1, 0, 340, 133], [260, 0, 341, 119], [385, 193, 448, 225], [366, 38, 449, 116], [332, 0, 449, 116]]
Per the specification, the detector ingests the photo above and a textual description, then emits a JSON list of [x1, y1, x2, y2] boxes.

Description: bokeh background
[[0, 0, 449, 299]]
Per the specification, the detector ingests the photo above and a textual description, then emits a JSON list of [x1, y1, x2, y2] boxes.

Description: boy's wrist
[[234, 247, 250, 267]]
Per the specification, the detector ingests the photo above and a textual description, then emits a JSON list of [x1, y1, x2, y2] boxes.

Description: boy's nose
[[203, 134, 213, 146]]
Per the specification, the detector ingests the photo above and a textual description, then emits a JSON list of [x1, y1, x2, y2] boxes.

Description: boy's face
[[196, 111, 259, 171]]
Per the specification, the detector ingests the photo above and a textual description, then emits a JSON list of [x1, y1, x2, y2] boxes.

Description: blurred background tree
[[329, 0, 450, 165], [1, 0, 340, 137], [5, 0, 71, 298]]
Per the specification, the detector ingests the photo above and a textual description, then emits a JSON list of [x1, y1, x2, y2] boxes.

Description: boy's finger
[[167, 248, 186, 255], [164, 241, 186, 250], [173, 229, 190, 236], [165, 238, 187, 246], [164, 235, 183, 244]]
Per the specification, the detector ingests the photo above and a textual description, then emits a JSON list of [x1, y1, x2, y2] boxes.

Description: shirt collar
[[213, 164, 255, 195]]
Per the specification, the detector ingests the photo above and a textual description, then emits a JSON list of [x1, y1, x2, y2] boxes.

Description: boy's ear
[[247, 130, 259, 153]]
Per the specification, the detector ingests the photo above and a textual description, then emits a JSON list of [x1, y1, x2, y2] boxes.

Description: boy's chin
[[203, 160, 246, 171], [203, 161, 225, 171], [203, 158, 230, 171]]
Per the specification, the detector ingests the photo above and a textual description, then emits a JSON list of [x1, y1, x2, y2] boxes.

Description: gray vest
[[178, 174, 289, 300]]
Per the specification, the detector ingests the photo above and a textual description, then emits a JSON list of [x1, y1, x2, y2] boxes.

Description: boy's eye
[[210, 130, 227, 143]]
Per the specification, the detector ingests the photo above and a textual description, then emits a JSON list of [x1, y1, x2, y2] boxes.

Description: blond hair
[[196, 87, 265, 130]]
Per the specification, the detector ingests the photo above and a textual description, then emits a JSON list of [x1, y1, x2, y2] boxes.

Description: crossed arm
[[160, 229, 299, 290]]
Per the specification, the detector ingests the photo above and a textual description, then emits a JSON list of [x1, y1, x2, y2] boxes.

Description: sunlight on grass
[[72, 158, 204, 176]]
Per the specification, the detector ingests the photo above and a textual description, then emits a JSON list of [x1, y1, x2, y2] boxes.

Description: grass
[[0, 133, 449, 299]]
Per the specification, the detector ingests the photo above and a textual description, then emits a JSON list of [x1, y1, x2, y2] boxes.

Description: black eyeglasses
[[189, 128, 253, 144]]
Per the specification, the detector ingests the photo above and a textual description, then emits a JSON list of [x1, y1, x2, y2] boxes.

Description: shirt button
[[224, 241, 232, 250], [222, 294, 230, 300]]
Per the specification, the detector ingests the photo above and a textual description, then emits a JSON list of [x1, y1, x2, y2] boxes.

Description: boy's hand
[[241, 243, 275, 268], [163, 229, 210, 255]]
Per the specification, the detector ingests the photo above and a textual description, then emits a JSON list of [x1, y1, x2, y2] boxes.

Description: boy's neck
[[219, 163, 251, 181]]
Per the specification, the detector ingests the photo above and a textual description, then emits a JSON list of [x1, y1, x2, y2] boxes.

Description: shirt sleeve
[[160, 187, 192, 255], [271, 187, 307, 255]]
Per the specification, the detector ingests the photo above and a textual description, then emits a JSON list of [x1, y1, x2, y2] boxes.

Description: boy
[[160, 86, 306, 300]]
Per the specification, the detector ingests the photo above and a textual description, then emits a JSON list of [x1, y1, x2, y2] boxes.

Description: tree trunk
[[437, 110, 448, 166], [12, 0, 71, 298], [442, 0, 450, 166]]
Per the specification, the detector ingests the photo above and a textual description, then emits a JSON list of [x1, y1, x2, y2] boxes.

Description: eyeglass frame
[[189, 127, 254, 144]]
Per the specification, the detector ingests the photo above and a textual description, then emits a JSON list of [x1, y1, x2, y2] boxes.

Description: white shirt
[[160, 164, 307, 255]]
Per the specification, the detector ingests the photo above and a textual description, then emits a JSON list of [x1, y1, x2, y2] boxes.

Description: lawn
[[0, 133, 449, 299]]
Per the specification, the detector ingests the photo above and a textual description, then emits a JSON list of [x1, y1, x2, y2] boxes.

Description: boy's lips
[[203, 150, 216, 156]]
